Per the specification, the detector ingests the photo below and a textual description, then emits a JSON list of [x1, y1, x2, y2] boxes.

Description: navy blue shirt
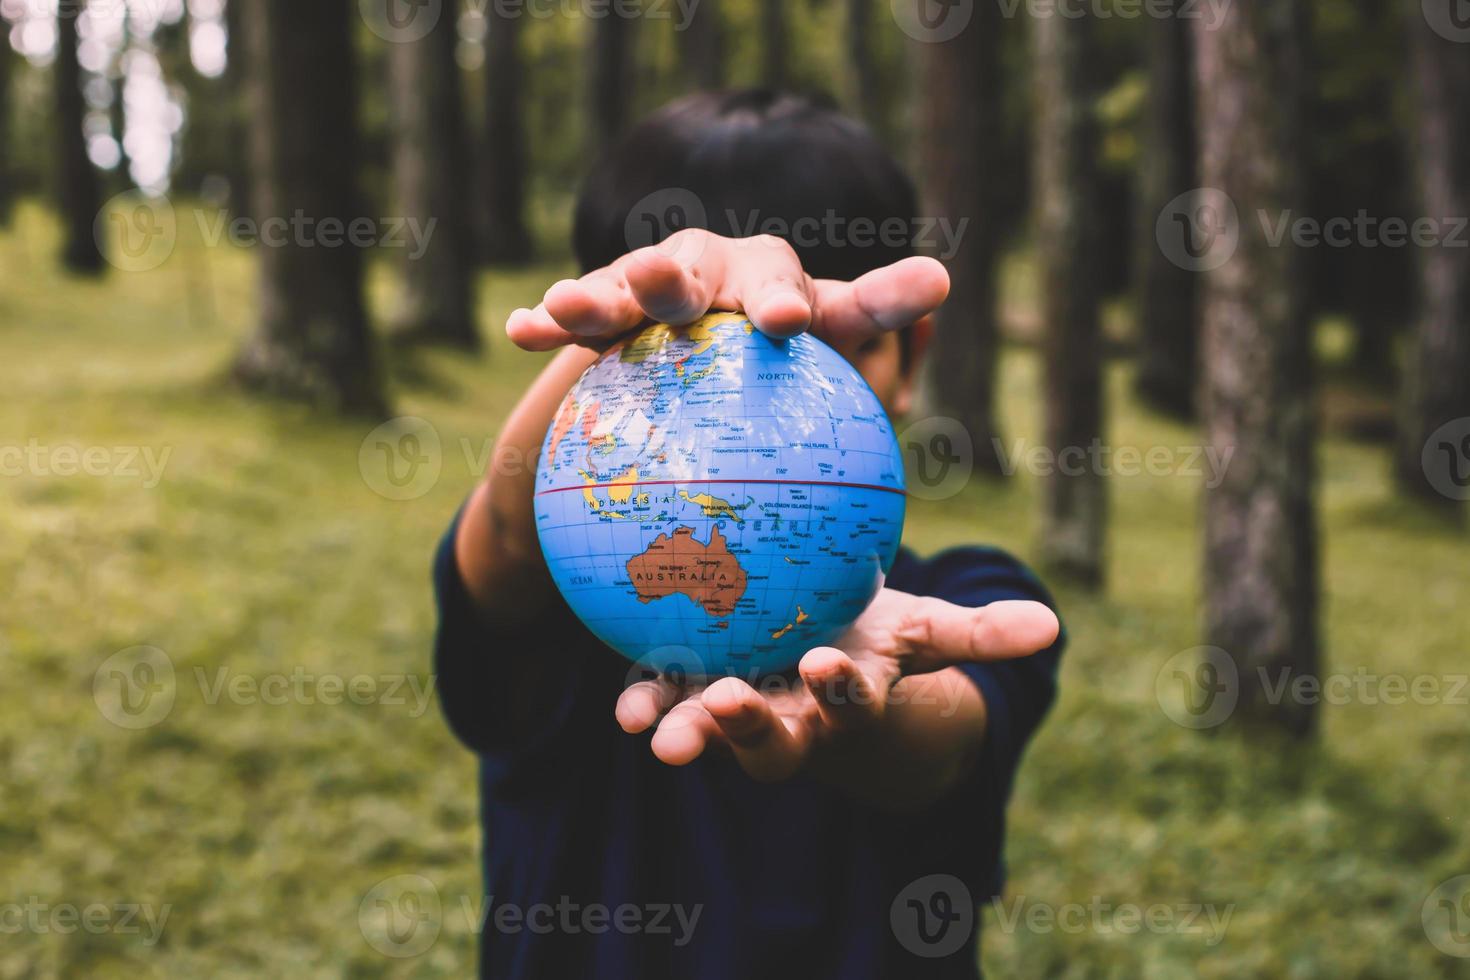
[[433, 514, 1063, 980]]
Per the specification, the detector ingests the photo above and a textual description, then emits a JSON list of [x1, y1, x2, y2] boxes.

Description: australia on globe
[[534, 311, 906, 677]]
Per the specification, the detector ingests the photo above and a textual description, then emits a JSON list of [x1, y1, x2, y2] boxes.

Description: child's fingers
[[615, 676, 682, 734], [506, 304, 579, 351], [649, 700, 722, 766], [809, 256, 951, 342], [623, 243, 717, 325], [542, 272, 645, 338], [896, 598, 1060, 670], [701, 678, 809, 782], [798, 647, 887, 732], [723, 235, 816, 338], [510, 237, 948, 351]]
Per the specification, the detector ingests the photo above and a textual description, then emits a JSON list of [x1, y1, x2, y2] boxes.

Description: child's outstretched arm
[[450, 230, 970, 753]]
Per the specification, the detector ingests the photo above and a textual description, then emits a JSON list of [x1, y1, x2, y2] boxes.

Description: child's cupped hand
[[612, 589, 1059, 785], [505, 230, 950, 351]]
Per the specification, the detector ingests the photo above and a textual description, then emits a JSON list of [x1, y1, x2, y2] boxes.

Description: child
[[435, 90, 1065, 979]]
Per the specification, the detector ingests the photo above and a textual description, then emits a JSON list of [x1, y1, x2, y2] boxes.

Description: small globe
[[535, 312, 906, 677]]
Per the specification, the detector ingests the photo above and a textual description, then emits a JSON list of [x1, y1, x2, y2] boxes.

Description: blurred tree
[[759, 0, 787, 89], [1195, 2, 1319, 736], [846, 0, 875, 118], [1034, 10, 1106, 589], [1305, 0, 1412, 386], [232, 0, 385, 415], [0, 23, 13, 225], [678, 0, 725, 90], [916, 0, 1006, 478], [1132, 3, 1196, 419], [54, 2, 104, 273], [845, 0, 900, 146], [1394, 6, 1470, 514], [483, 1, 532, 264], [589, 3, 638, 155], [388, 0, 479, 349]]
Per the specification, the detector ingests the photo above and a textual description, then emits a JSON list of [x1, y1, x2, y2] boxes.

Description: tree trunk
[[1033, 10, 1106, 589], [1394, 7, 1470, 514], [678, 0, 724, 90], [759, 0, 787, 89], [232, 0, 385, 416], [847, 0, 875, 117], [846, 0, 898, 143], [0, 19, 14, 226], [588, 3, 637, 156], [55, 2, 105, 274], [389, 3, 479, 349], [915, 0, 1006, 477], [1133, 3, 1197, 419], [1195, 2, 1319, 736], [482, 1, 532, 265]]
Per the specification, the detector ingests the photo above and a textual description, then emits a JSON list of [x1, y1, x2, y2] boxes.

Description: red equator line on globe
[[535, 477, 907, 497]]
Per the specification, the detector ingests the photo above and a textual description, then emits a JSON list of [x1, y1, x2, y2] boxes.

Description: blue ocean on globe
[[534, 311, 906, 677]]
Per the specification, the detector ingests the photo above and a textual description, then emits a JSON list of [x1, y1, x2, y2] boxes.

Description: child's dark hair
[[573, 90, 919, 282]]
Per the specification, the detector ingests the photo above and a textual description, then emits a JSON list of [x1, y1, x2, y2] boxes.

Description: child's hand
[[613, 590, 1059, 794], [506, 230, 950, 351]]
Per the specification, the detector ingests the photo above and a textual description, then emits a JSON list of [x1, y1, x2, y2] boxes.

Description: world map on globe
[[534, 312, 907, 677]]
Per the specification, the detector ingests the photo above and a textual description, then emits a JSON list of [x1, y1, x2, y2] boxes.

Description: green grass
[[1, 201, 1467, 978]]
